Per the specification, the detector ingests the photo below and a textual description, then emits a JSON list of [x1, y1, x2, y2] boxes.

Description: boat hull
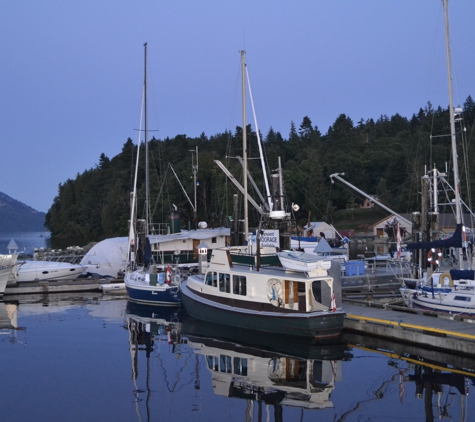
[[411, 295, 475, 316], [180, 283, 344, 339], [0, 266, 13, 295], [125, 279, 181, 306], [15, 261, 85, 282]]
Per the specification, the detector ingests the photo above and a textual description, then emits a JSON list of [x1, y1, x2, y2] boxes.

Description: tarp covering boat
[[449, 269, 475, 281], [406, 224, 463, 250]]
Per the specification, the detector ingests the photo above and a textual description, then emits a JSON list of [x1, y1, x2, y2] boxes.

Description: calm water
[[0, 231, 51, 255], [0, 294, 473, 422]]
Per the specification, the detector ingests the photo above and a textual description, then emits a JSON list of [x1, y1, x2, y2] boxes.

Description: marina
[[1, 293, 474, 422], [1, 5, 474, 421]]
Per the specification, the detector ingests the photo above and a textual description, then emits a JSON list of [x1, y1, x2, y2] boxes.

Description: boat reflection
[[344, 332, 474, 422], [0, 301, 18, 330], [125, 301, 190, 422], [182, 315, 351, 417]]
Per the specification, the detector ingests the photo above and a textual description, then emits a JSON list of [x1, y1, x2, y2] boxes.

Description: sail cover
[[406, 224, 463, 250]]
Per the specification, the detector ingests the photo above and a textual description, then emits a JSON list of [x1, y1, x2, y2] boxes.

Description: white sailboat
[[401, 0, 475, 315]]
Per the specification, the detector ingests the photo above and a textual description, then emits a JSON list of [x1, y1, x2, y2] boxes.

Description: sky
[[1, 1, 474, 213]]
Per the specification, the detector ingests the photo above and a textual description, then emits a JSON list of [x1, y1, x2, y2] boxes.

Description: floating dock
[[344, 302, 475, 356], [3, 278, 123, 296]]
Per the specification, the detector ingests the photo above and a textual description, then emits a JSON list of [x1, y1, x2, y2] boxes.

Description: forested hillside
[[45, 96, 475, 241], [0, 192, 46, 232]]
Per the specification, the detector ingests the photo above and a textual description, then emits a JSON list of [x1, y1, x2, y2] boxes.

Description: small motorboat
[[277, 251, 332, 273]]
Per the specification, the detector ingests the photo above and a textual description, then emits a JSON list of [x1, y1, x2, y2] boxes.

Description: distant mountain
[[0, 192, 46, 232]]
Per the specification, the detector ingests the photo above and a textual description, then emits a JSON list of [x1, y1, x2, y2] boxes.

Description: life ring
[[427, 248, 442, 267], [267, 279, 283, 307], [439, 272, 454, 287]]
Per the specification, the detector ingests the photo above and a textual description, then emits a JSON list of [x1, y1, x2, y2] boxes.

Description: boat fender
[[427, 248, 442, 267], [439, 272, 453, 287], [267, 278, 283, 307]]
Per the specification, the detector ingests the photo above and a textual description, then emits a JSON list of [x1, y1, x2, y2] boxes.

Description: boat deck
[[344, 302, 475, 356]]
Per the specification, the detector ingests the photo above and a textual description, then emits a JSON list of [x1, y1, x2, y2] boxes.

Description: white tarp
[[80, 237, 128, 278]]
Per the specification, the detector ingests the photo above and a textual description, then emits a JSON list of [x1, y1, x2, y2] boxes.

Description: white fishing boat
[[181, 51, 344, 339], [181, 246, 344, 339]]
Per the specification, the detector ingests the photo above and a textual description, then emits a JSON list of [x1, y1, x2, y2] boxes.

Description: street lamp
[[196, 241, 209, 274]]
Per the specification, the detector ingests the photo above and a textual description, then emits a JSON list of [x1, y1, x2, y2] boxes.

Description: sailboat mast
[[241, 50, 249, 241], [144, 42, 150, 235], [442, 0, 463, 268]]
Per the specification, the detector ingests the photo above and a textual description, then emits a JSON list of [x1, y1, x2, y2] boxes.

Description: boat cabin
[[189, 247, 334, 313]]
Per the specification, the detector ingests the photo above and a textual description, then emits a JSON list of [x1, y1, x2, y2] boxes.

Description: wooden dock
[[344, 302, 475, 356]]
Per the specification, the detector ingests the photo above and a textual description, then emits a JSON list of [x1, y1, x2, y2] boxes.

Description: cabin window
[[206, 356, 219, 371], [233, 357, 248, 375], [233, 275, 247, 296], [311, 280, 322, 303], [454, 296, 471, 302], [205, 271, 218, 287], [219, 273, 231, 293], [220, 355, 232, 373], [310, 361, 327, 387]]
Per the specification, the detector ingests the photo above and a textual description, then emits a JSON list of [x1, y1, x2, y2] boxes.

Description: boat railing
[[149, 223, 174, 235]]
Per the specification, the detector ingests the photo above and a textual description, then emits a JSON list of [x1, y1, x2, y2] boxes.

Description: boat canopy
[[449, 269, 475, 281], [406, 224, 463, 250]]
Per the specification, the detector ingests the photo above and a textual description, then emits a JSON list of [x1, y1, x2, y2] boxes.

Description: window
[[220, 355, 232, 373], [454, 296, 471, 302], [233, 357, 248, 375], [212, 237, 217, 244], [312, 280, 322, 303], [219, 273, 231, 293], [207, 356, 219, 371], [205, 271, 218, 287], [233, 275, 247, 296]]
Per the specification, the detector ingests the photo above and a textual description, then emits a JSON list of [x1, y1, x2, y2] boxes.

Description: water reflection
[[185, 326, 346, 415], [124, 301, 474, 422], [125, 301, 351, 421], [124, 301, 192, 422], [344, 332, 473, 422], [0, 296, 473, 422]]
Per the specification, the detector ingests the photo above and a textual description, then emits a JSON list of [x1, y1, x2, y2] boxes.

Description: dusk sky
[[1, 1, 474, 214]]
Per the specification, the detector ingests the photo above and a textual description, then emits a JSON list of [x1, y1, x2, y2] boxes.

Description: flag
[[331, 293, 336, 312], [397, 224, 401, 259]]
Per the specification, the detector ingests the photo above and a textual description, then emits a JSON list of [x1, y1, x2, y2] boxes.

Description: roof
[[148, 227, 230, 244], [369, 213, 474, 229]]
